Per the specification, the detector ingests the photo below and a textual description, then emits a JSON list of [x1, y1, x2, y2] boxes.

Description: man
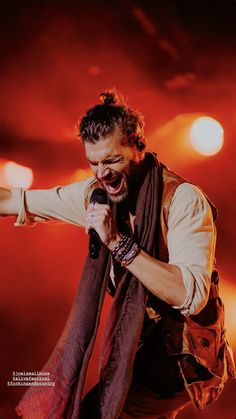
[[0, 90, 235, 418]]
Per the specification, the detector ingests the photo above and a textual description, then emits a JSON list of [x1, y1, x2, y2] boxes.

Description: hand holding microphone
[[88, 188, 108, 258], [86, 188, 122, 258]]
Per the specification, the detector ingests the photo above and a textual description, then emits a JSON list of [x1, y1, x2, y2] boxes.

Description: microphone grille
[[90, 188, 108, 205]]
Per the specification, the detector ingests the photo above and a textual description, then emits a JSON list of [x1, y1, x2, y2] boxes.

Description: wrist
[[106, 233, 124, 251], [110, 235, 140, 267]]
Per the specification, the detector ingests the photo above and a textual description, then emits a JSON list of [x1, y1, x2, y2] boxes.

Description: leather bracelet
[[111, 235, 128, 256], [111, 236, 140, 266], [120, 243, 140, 266]]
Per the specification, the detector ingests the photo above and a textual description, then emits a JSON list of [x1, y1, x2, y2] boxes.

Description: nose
[[97, 163, 110, 180]]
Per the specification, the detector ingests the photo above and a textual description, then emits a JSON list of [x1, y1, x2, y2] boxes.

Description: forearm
[[125, 249, 186, 307], [87, 204, 186, 308], [0, 187, 18, 215], [108, 236, 186, 307]]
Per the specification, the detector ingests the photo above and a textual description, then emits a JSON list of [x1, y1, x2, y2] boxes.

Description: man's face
[[84, 130, 142, 203]]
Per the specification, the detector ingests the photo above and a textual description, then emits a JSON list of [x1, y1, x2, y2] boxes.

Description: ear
[[136, 138, 146, 157]]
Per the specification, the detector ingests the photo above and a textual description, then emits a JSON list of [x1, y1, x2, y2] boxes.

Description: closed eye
[[104, 157, 123, 164], [88, 156, 124, 166]]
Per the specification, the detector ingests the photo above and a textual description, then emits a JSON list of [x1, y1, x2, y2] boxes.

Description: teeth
[[107, 183, 119, 191]]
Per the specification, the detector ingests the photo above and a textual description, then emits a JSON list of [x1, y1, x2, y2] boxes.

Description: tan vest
[[154, 164, 235, 409]]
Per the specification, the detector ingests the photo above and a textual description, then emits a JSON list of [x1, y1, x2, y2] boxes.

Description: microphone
[[89, 188, 108, 259]]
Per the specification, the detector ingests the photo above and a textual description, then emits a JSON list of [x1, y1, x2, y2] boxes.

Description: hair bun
[[99, 90, 118, 105]]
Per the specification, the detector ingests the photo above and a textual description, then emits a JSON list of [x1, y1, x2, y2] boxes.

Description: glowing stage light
[[189, 116, 224, 156], [3, 161, 33, 189], [70, 168, 93, 183]]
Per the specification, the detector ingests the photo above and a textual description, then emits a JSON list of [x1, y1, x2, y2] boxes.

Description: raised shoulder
[[169, 182, 215, 228]]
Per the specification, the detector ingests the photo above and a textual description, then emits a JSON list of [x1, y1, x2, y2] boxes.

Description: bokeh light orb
[[189, 116, 224, 156], [3, 161, 33, 189]]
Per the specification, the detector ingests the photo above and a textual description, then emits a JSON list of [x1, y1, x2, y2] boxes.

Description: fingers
[[86, 213, 111, 230], [85, 202, 116, 244], [86, 204, 111, 224], [87, 202, 110, 214], [85, 203, 112, 235], [85, 213, 94, 233]]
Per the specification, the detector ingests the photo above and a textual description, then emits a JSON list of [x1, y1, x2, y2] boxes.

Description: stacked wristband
[[111, 235, 140, 266]]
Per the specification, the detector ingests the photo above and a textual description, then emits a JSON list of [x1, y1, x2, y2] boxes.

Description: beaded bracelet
[[120, 243, 140, 266], [111, 235, 129, 255], [111, 236, 140, 266]]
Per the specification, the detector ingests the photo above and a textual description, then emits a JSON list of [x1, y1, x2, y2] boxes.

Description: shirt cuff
[[12, 188, 37, 226], [172, 265, 195, 316], [11, 188, 27, 226]]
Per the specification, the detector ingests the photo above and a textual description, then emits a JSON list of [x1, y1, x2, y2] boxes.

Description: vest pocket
[[188, 326, 221, 373]]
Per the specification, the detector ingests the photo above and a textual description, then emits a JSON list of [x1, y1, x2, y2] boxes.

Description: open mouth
[[103, 175, 124, 195]]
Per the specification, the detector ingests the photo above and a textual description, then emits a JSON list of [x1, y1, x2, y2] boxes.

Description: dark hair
[[76, 89, 145, 146]]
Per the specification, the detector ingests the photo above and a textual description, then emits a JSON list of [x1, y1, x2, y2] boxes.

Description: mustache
[[99, 172, 122, 183]]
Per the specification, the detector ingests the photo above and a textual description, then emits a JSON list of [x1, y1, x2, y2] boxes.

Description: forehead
[[84, 132, 128, 162]]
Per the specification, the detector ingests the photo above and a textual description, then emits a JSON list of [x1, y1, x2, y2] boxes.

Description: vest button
[[200, 337, 210, 347]]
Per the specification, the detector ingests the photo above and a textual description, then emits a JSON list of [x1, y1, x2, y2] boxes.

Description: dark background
[[0, 1, 236, 418]]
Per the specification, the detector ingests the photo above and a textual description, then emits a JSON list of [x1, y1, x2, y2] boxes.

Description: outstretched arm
[[0, 177, 95, 227]]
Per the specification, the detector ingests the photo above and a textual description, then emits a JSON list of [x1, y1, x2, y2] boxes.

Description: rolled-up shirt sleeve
[[12, 176, 96, 227], [167, 183, 216, 316]]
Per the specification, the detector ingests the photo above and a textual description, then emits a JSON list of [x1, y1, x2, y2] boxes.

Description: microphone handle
[[89, 228, 101, 259], [89, 188, 108, 259]]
